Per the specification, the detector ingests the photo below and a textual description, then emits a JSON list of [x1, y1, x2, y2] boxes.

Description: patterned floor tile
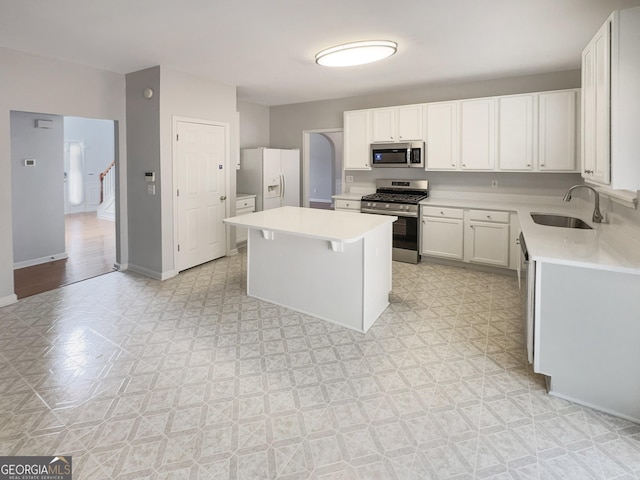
[[0, 251, 639, 479]]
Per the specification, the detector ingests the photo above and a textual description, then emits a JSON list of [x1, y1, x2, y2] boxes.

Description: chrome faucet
[[562, 185, 603, 223]]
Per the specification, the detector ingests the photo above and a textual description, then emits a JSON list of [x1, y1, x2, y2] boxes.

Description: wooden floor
[[13, 212, 116, 299]]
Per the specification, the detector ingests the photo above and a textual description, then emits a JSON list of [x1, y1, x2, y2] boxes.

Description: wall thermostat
[[145, 172, 155, 182], [24, 159, 36, 167]]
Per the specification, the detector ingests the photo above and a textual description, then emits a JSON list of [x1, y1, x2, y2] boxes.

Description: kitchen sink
[[530, 213, 592, 229]]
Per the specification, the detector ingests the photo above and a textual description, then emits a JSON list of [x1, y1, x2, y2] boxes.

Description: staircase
[[97, 161, 116, 221]]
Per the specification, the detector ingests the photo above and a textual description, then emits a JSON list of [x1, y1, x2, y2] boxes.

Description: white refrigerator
[[237, 148, 300, 211]]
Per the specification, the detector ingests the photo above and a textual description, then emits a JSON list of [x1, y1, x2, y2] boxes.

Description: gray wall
[[0, 47, 127, 305], [126, 67, 162, 277], [10, 111, 65, 265], [270, 69, 583, 196], [238, 101, 270, 148]]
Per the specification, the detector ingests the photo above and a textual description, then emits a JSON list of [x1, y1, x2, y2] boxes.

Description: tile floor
[[1, 252, 639, 479]]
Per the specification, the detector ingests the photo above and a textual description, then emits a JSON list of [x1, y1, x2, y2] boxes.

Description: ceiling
[[2, 0, 640, 106]]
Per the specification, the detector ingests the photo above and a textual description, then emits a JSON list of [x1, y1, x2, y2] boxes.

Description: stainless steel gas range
[[361, 179, 429, 264]]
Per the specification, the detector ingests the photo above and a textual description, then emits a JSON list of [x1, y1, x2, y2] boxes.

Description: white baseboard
[[14, 252, 68, 270], [127, 263, 177, 281], [0, 294, 18, 307]]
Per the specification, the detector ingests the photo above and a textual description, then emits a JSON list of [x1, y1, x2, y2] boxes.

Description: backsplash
[[346, 170, 582, 197]]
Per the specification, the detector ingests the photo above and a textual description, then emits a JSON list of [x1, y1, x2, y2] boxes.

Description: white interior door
[[176, 121, 227, 272]]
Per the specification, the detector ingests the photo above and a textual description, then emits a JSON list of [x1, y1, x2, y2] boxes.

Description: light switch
[[24, 159, 36, 167]]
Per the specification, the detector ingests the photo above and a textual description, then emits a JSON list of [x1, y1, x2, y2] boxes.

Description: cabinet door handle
[[486, 215, 492, 219], [584, 169, 593, 174]]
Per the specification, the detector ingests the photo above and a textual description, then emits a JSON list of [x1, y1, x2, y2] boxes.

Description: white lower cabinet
[[464, 210, 510, 267], [421, 206, 512, 269], [334, 199, 361, 213], [235, 196, 256, 245], [420, 207, 464, 260]]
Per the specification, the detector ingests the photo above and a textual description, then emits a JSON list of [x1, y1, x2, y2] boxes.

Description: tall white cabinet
[[581, 6, 640, 191], [582, 18, 611, 185]]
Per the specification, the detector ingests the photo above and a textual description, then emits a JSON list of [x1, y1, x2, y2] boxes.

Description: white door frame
[[302, 128, 342, 208], [172, 116, 232, 272]]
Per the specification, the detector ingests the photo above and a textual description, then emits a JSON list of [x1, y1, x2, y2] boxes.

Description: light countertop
[[421, 194, 640, 274], [224, 206, 397, 243], [332, 193, 368, 201], [236, 193, 256, 200]]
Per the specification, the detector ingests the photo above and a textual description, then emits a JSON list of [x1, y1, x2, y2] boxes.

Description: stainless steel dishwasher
[[518, 232, 536, 365]]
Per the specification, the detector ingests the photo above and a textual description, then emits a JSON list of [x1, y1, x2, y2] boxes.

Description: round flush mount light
[[143, 87, 154, 99], [315, 40, 397, 67]]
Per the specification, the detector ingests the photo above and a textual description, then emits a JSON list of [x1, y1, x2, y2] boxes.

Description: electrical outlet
[[346, 175, 354, 183], [147, 184, 156, 195], [491, 180, 498, 188]]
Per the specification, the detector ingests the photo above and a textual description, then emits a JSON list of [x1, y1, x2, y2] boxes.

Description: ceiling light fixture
[[315, 40, 397, 67]]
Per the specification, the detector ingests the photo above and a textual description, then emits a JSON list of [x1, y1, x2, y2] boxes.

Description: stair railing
[[99, 161, 115, 204]]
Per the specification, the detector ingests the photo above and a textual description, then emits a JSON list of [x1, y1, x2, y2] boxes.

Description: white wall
[[0, 47, 127, 306], [10, 111, 65, 266]]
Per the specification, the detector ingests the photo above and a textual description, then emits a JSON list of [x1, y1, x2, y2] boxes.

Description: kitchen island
[[223, 206, 396, 333]]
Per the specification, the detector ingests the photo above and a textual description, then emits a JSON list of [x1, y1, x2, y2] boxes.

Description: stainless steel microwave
[[371, 142, 424, 168]]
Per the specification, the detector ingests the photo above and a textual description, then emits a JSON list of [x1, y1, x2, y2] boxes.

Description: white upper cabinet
[[582, 18, 611, 185], [582, 7, 640, 190], [460, 98, 495, 170], [397, 105, 423, 141], [371, 105, 423, 142], [538, 90, 578, 172], [425, 102, 458, 170], [344, 110, 371, 170], [371, 108, 395, 142], [497, 94, 535, 171], [346, 89, 580, 174]]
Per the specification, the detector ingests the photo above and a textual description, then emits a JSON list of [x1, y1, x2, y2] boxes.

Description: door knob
[[220, 195, 227, 201]]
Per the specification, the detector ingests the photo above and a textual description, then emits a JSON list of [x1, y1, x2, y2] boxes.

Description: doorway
[[303, 129, 343, 209], [11, 111, 117, 298]]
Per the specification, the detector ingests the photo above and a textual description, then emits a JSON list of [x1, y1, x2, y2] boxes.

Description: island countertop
[[224, 206, 397, 244]]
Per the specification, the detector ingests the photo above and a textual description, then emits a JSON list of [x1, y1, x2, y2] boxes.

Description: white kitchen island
[[223, 206, 396, 333]]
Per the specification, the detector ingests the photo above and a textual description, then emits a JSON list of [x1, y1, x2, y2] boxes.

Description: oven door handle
[[361, 208, 417, 218]]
